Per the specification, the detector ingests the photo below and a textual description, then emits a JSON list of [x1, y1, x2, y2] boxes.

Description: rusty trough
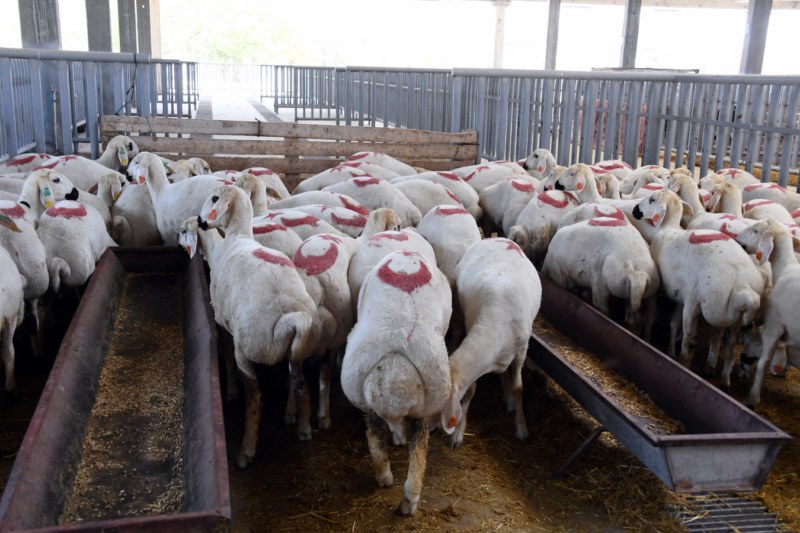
[[0, 248, 230, 531], [529, 275, 791, 493]]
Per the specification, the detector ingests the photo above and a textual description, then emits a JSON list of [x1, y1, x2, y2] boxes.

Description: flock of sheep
[[0, 136, 798, 515]]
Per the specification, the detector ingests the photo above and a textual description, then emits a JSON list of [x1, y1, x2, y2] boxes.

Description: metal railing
[[0, 48, 196, 162]]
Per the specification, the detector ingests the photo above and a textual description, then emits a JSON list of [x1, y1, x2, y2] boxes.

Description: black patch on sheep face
[[197, 216, 209, 231], [65, 187, 79, 201], [522, 162, 529, 170], [632, 204, 643, 220], [554, 181, 565, 191], [211, 195, 219, 203], [19, 200, 30, 209]]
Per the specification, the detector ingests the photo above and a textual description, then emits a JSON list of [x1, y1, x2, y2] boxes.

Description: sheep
[[248, 217, 305, 258], [507, 190, 579, 264], [0, 239, 25, 397], [391, 179, 463, 218], [129, 152, 229, 246], [733, 219, 800, 407], [259, 210, 348, 241], [165, 160, 199, 182], [323, 177, 422, 227], [292, 165, 369, 194], [557, 202, 627, 230], [37, 200, 117, 293], [0, 153, 56, 174], [741, 183, 800, 212], [743, 199, 796, 225], [416, 205, 481, 285], [619, 165, 669, 195], [337, 160, 401, 181], [33, 155, 127, 192], [439, 238, 541, 449], [592, 159, 633, 181], [666, 173, 706, 227], [268, 190, 370, 216], [186, 157, 211, 176], [12, 169, 81, 228], [346, 151, 418, 176], [717, 167, 760, 187], [391, 171, 482, 219], [195, 186, 321, 463], [109, 179, 160, 247], [632, 189, 764, 387], [235, 172, 284, 216], [543, 216, 660, 336], [522, 148, 558, 180], [239, 167, 291, 199], [461, 164, 523, 193], [341, 250, 451, 515], [0, 176, 26, 196], [597, 173, 621, 200], [479, 177, 539, 236], [287, 204, 368, 238]]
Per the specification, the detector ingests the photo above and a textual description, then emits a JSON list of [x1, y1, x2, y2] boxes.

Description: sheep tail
[[731, 288, 761, 326], [276, 311, 318, 363], [627, 269, 649, 313], [48, 257, 70, 294]]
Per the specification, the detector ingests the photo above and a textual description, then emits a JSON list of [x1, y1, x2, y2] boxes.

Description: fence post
[[83, 61, 99, 158], [0, 58, 19, 158], [56, 60, 73, 154], [29, 59, 47, 153]]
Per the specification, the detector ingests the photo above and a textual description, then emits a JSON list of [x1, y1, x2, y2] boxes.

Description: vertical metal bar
[[700, 83, 721, 177], [663, 82, 679, 168], [777, 85, 799, 187], [604, 81, 621, 160], [0, 58, 19, 157], [57, 60, 73, 154], [570, 79, 582, 164], [541, 78, 554, 154], [476, 76, 487, 160], [642, 82, 661, 165], [761, 83, 783, 183], [496, 77, 510, 160], [714, 83, 734, 171], [581, 80, 598, 164], [728, 83, 749, 171], [517, 77, 533, 159], [675, 81, 695, 169], [83, 61, 99, 158], [531, 78, 541, 152], [451, 75, 463, 133], [745, 84, 767, 174], [685, 81, 707, 173], [29, 59, 46, 152], [559, 79, 576, 165], [623, 81, 643, 166]]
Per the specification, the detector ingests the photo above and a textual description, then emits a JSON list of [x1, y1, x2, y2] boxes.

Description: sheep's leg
[[500, 371, 515, 413], [1, 319, 16, 397], [451, 382, 477, 450], [366, 413, 393, 487], [642, 295, 657, 343], [668, 303, 682, 359], [704, 328, 723, 377], [590, 277, 611, 316], [719, 327, 739, 391], [289, 360, 312, 441], [237, 360, 261, 469], [317, 350, 335, 430], [396, 418, 429, 516], [28, 298, 44, 358], [745, 328, 783, 409], [219, 328, 239, 404], [510, 350, 529, 442], [678, 301, 700, 367], [284, 370, 297, 425]]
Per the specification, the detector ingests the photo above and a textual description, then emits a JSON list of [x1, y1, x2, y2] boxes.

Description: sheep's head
[[554, 163, 593, 194], [178, 217, 199, 258], [632, 189, 681, 228], [187, 157, 211, 175], [166, 160, 196, 182], [23, 169, 78, 209], [127, 152, 163, 185], [708, 181, 738, 213], [522, 148, 555, 179], [199, 185, 249, 229], [735, 218, 784, 264], [109, 135, 138, 169]]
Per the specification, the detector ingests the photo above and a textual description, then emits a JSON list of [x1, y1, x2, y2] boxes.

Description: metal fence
[[0, 48, 197, 162]]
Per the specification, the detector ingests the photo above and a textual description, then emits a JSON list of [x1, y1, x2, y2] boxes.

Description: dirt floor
[[1, 292, 799, 532]]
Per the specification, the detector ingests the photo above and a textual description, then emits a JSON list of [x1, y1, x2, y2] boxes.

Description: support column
[[620, 0, 641, 69], [118, 0, 137, 52], [545, 0, 560, 70], [136, 0, 152, 55], [493, 0, 510, 69], [85, 0, 112, 51], [740, 0, 772, 74], [18, 0, 62, 50]]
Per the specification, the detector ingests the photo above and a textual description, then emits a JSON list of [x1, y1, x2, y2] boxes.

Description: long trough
[[529, 275, 791, 493], [0, 248, 230, 531]]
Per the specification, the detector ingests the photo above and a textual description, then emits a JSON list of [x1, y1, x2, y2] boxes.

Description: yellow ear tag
[[207, 208, 218, 221], [448, 415, 457, 429], [113, 191, 121, 201]]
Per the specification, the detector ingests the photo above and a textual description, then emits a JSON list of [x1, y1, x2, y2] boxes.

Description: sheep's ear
[[39, 183, 54, 209], [207, 193, 232, 222], [575, 174, 585, 192], [265, 186, 283, 200], [137, 163, 149, 185], [117, 145, 128, 167], [185, 230, 198, 258], [680, 200, 694, 219], [440, 387, 461, 436], [792, 234, 800, 254], [755, 235, 774, 265], [709, 192, 722, 213], [111, 179, 123, 202]]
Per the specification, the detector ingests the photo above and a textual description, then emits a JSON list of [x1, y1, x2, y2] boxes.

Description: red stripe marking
[[319, 234, 342, 243], [435, 206, 469, 216], [744, 200, 775, 210], [719, 168, 740, 175], [538, 191, 571, 209], [338, 161, 362, 168], [718, 222, 739, 239], [5, 154, 38, 166], [220, 169, 238, 175], [281, 214, 320, 228], [643, 183, 664, 191], [444, 188, 461, 203], [593, 204, 624, 220], [45, 204, 87, 219], [331, 211, 367, 227], [347, 152, 371, 161], [353, 176, 380, 187], [377, 252, 432, 293], [504, 240, 525, 256], [743, 183, 785, 192], [596, 162, 625, 171], [264, 212, 281, 220], [337, 195, 369, 215], [589, 166, 606, 175], [216, 178, 234, 185], [436, 171, 460, 181], [791, 208, 800, 218], [688, 231, 732, 244], [294, 240, 339, 275], [589, 217, 626, 227], [253, 223, 289, 234], [719, 214, 739, 221], [511, 179, 535, 193], [248, 168, 275, 176], [252, 248, 293, 267], [476, 165, 491, 172], [463, 171, 475, 182], [643, 165, 660, 170], [34, 155, 79, 170], [0, 203, 26, 219], [367, 231, 409, 245]]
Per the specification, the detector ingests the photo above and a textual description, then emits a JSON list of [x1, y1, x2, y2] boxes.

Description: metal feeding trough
[[529, 275, 791, 493], [0, 248, 230, 531]]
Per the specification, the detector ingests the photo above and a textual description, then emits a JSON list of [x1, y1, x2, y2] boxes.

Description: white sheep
[[743, 199, 796, 226], [346, 151, 418, 176], [323, 177, 422, 227], [508, 190, 579, 264], [37, 200, 117, 292], [666, 173, 706, 227], [129, 152, 228, 246], [249, 217, 305, 258], [597, 172, 622, 200], [741, 183, 800, 212], [292, 165, 369, 194], [416, 205, 481, 286], [543, 215, 660, 335], [733, 218, 800, 407], [268, 190, 370, 216], [391, 171, 482, 220], [259, 210, 348, 241], [392, 179, 463, 218], [717, 167, 760, 187], [239, 167, 291, 199], [165, 160, 199, 182], [33, 155, 127, 192], [109, 179, 160, 247], [95, 135, 139, 172], [557, 202, 628, 230], [592, 160, 633, 181], [286, 204, 368, 238], [619, 165, 669, 195], [0, 235, 25, 397], [341, 250, 451, 515], [0, 153, 56, 174], [337, 160, 401, 180], [195, 186, 322, 463], [461, 164, 522, 193], [522, 148, 558, 180], [479, 177, 539, 236], [235, 173, 284, 216], [186, 157, 211, 176], [632, 189, 764, 387], [439, 238, 541, 448]]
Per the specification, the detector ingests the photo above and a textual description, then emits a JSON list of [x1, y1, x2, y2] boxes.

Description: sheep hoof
[[284, 412, 297, 425], [296, 427, 312, 442], [236, 451, 253, 469], [515, 428, 530, 443], [395, 498, 417, 516], [376, 469, 393, 487], [450, 435, 463, 450], [318, 416, 331, 430]]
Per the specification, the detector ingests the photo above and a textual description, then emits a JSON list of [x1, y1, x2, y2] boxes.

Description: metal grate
[[671, 493, 788, 532]]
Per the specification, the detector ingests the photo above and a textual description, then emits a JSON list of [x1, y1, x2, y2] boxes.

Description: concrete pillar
[[620, 0, 641, 69], [136, 0, 152, 55], [85, 0, 112, 51], [545, 0, 560, 70], [740, 0, 772, 74], [18, 0, 62, 50], [150, 0, 161, 58], [493, 0, 510, 69], [118, 0, 137, 52]]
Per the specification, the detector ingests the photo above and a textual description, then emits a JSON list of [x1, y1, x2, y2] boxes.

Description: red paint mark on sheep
[[445, 189, 461, 203], [593, 205, 624, 220], [253, 223, 289, 234], [718, 222, 739, 239], [353, 176, 380, 187], [252, 248, 293, 267], [719, 214, 739, 221], [216, 179, 234, 185], [34, 155, 79, 170], [435, 206, 469, 216], [368, 232, 409, 244], [377, 253, 432, 293], [337, 195, 369, 215], [791, 208, 800, 218], [6, 154, 38, 167], [463, 171, 475, 182], [331, 211, 367, 227], [511, 180, 535, 193], [436, 171, 460, 181], [46, 204, 87, 219], [347, 152, 371, 161], [589, 166, 606, 175], [719, 168, 740, 175], [589, 217, 626, 227], [744, 200, 775, 210], [264, 212, 281, 220], [643, 183, 664, 191], [538, 192, 571, 209], [318, 234, 342, 243], [248, 168, 275, 176], [0, 204, 26, 219], [596, 162, 627, 171], [281, 214, 320, 228], [505, 240, 525, 256], [688, 231, 732, 244], [294, 240, 339, 275], [219, 170, 237, 175], [743, 183, 785, 192]]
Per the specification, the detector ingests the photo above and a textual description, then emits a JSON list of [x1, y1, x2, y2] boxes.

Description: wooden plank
[[101, 115, 478, 144], [130, 136, 477, 160]]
